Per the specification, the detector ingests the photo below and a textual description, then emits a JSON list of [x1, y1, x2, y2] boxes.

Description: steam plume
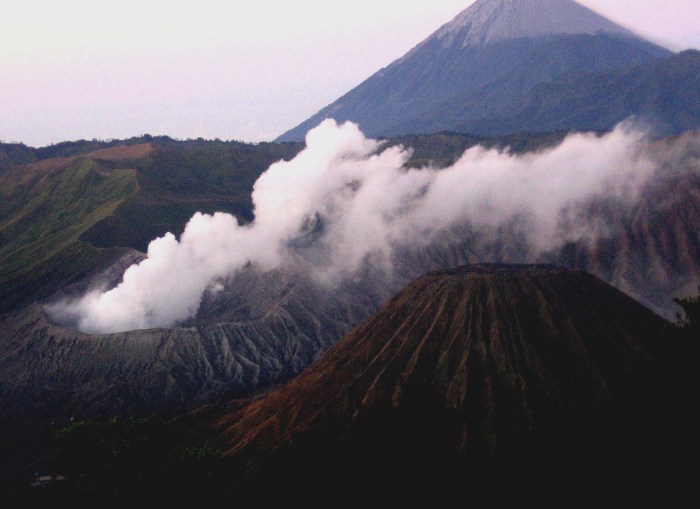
[[49, 119, 657, 333]]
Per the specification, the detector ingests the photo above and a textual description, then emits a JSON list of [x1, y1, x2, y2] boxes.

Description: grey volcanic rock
[[0, 264, 392, 475], [1, 273, 387, 420], [50, 249, 147, 303], [277, 0, 670, 141]]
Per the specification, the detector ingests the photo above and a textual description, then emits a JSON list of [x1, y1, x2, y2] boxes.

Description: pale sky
[[1, 0, 698, 147]]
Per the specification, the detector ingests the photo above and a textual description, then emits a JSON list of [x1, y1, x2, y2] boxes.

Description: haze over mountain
[[277, 0, 676, 141]]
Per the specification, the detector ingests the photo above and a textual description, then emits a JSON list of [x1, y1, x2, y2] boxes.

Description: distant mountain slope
[[464, 49, 700, 135], [276, 0, 671, 141]]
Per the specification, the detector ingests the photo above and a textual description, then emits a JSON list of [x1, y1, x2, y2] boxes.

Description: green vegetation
[[0, 138, 302, 313], [90, 139, 302, 251], [0, 157, 139, 311]]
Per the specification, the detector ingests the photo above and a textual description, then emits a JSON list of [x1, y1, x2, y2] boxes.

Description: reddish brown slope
[[213, 265, 667, 471]]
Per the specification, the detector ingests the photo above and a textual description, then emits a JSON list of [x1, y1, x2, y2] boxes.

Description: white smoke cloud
[[48, 119, 657, 334]]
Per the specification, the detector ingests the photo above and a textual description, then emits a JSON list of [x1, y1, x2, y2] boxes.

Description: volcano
[[277, 0, 672, 141], [211, 265, 669, 497]]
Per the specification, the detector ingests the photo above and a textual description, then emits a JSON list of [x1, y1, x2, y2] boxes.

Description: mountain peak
[[276, 0, 671, 142], [214, 265, 666, 473], [433, 0, 633, 47]]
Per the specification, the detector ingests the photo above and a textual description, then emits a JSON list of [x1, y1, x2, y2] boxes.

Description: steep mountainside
[[277, 0, 671, 141], [209, 265, 668, 495], [0, 257, 391, 482]]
